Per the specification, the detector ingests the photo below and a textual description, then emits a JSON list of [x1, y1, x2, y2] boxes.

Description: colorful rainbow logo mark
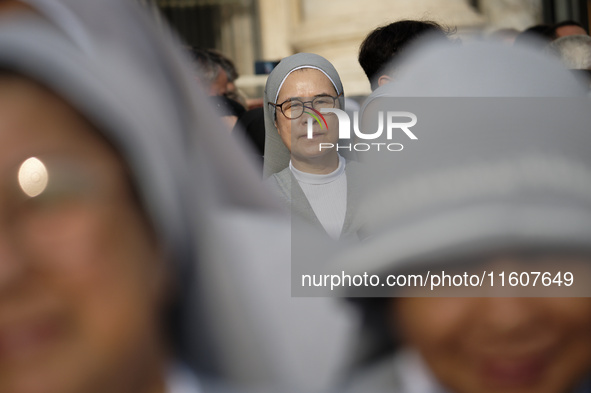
[[305, 107, 328, 130]]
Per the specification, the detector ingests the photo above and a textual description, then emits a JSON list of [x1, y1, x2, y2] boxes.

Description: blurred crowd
[[0, 1, 591, 393]]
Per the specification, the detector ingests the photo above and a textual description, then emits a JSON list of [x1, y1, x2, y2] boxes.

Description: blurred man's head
[[206, 49, 238, 94], [554, 20, 588, 39], [358, 20, 449, 91], [188, 47, 230, 96]]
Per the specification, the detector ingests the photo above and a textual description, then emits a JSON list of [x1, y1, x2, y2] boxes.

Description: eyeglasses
[[269, 92, 343, 119]]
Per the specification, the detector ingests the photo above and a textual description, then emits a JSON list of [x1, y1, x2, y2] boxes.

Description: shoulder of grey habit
[[265, 160, 365, 240]]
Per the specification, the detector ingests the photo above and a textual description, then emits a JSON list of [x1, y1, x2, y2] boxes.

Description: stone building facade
[[156, 0, 547, 96]]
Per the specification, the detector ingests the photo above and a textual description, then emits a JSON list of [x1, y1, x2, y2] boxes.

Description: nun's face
[[392, 291, 591, 393], [274, 68, 340, 163], [0, 76, 169, 393]]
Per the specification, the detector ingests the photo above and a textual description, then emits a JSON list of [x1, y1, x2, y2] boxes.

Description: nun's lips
[[477, 351, 552, 388], [0, 313, 65, 363]]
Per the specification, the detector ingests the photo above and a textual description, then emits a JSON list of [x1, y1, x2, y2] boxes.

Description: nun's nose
[[299, 107, 322, 129]]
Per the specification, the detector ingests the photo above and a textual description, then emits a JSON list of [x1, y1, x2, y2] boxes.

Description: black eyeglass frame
[[269, 92, 343, 120]]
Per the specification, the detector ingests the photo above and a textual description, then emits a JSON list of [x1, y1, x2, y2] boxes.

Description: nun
[[0, 1, 359, 392], [332, 39, 591, 393], [263, 53, 362, 240]]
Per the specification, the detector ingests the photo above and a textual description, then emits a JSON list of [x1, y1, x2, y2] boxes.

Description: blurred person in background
[[516, 21, 588, 51], [213, 95, 246, 129], [358, 20, 450, 91], [189, 48, 253, 110], [335, 38, 591, 393], [189, 48, 248, 130], [205, 49, 251, 110], [189, 47, 232, 97], [553, 20, 588, 39], [206, 49, 239, 97]]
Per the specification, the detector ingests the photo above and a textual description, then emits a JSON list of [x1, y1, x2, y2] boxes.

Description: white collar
[[289, 154, 346, 185]]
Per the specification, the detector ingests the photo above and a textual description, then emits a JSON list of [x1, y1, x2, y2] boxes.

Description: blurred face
[[274, 68, 340, 164], [392, 260, 591, 393], [0, 76, 169, 393], [555, 25, 587, 38]]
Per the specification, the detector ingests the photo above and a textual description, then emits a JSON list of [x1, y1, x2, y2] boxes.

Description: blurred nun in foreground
[[0, 1, 355, 393], [334, 38, 591, 393]]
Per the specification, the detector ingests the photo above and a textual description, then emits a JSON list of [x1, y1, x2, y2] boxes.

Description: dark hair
[[358, 20, 449, 91], [554, 20, 586, 31], [186, 47, 221, 84], [514, 24, 556, 48], [205, 49, 239, 82]]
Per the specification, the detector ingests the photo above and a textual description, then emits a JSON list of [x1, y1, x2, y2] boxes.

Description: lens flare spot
[[18, 157, 48, 197]]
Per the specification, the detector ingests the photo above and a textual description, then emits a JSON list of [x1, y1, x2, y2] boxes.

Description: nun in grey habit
[[0, 1, 357, 393], [330, 38, 591, 393], [263, 53, 362, 241]]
